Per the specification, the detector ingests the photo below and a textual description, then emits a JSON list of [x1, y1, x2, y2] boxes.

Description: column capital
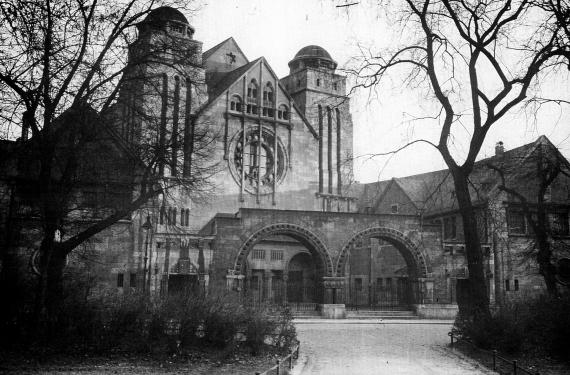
[[321, 276, 346, 289]]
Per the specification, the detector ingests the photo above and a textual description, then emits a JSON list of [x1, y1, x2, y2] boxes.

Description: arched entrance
[[336, 227, 429, 310], [232, 223, 333, 308]]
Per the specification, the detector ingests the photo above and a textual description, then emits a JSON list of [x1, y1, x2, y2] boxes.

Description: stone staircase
[[291, 307, 418, 320], [346, 308, 417, 320]]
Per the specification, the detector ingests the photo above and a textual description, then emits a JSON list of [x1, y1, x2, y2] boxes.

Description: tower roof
[[294, 45, 333, 61], [289, 45, 337, 71], [144, 6, 189, 24]]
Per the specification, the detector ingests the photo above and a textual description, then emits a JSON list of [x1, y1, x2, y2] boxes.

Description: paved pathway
[[292, 321, 494, 375]]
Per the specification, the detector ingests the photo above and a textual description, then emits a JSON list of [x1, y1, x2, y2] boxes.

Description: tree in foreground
[[347, 0, 569, 320], [0, 0, 219, 322]]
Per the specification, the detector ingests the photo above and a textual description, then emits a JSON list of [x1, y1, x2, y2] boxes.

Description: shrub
[[454, 295, 570, 359]]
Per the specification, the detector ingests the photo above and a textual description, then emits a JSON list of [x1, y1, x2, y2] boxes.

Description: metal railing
[[449, 331, 540, 375], [254, 341, 300, 375]]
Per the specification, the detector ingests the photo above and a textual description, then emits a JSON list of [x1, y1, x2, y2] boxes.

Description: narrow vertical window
[[130, 273, 137, 288], [160, 206, 166, 225], [117, 273, 124, 288], [171, 76, 180, 176], [318, 105, 323, 193]]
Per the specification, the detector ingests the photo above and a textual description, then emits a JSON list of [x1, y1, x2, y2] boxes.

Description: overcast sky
[[190, 0, 570, 183]]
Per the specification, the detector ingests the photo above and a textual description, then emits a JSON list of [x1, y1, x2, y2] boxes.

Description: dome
[[144, 6, 189, 25], [294, 45, 333, 61], [289, 45, 337, 71]]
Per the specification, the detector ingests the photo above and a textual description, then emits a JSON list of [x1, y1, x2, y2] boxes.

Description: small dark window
[[354, 278, 362, 291], [549, 212, 569, 236], [117, 273, 124, 288], [505, 279, 510, 291], [297, 79, 301, 87], [391, 204, 398, 214], [514, 279, 519, 291], [316, 78, 320, 87], [376, 278, 383, 288], [443, 216, 457, 240], [333, 82, 338, 90], [386, 278, 392, 290], [160, 206, 166, 225], [508, 210, 527, 235], [130, 273, 137, 288]]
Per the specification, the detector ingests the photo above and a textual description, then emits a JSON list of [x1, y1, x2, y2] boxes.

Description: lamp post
[[141, 215, 152, 295]]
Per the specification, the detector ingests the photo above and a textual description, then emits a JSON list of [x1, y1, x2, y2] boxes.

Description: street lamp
[[141, 215, 152, 295]]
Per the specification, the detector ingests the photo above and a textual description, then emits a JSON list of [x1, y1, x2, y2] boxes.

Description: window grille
[[252, 249, 265, 260], [270, 250, 283, 261]]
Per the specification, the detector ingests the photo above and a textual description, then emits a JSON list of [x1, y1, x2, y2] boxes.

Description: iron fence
[[344, 279, 423, 310], [254, 341, 300, 375], [449, 331, 541, 375]]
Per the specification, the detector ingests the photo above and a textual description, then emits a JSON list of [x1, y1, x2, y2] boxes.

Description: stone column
[[321, 277, 347, 319], [282, 274, 288, 305], [263, 270, 272, 303]]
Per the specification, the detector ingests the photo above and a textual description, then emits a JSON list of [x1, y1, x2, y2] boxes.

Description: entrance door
[[287, 270, 303, 302]]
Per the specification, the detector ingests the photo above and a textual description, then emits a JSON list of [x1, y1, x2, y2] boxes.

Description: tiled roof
[[205, 58, 261, 101], [359, 136, 555, 215]]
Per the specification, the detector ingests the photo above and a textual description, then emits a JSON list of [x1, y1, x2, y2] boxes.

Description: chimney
[[495, 141, 504, 156]]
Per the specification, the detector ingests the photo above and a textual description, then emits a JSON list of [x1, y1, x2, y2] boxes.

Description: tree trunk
[[535, 229, 558, 297], [451, 168, 491, 321]]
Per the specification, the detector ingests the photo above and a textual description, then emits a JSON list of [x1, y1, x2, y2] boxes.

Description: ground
[[0, 350, 282, 374], [291, 320, 494, 375]]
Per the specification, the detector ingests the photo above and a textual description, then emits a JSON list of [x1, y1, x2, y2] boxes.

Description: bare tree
[[346, 0, 569, 320], [0, 0, 219, 321]]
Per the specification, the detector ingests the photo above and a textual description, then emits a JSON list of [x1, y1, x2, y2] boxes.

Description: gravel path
[[292, 322, 495, 375]]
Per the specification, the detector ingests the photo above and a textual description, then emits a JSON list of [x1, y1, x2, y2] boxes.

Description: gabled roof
[[204, 56, 318, 138], [360, 136, 565, 216], [202, 37, 249, 64], [206, 58, 261, 100]]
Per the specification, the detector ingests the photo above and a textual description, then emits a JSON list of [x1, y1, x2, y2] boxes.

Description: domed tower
[[281, 46, 354, 209], [118, 6, 207, 178]]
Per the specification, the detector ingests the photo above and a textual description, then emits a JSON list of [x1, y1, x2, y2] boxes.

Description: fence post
[[513, 360, 517, 375], [289, 350, 294, 369], [276, 359, 281, 375], [492, 350, 497, 371], [449, 332, 454, 348]]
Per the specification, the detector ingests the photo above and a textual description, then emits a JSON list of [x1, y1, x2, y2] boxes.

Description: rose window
[[232, 128, 287, 194]]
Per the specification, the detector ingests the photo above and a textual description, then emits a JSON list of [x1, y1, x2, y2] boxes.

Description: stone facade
[[2, 7, 567, 317]]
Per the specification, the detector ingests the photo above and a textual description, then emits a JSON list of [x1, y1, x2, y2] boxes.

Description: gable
[[373, 179, 418, 214], [205, 57, 318, 138], [203, 37, 249, 74]]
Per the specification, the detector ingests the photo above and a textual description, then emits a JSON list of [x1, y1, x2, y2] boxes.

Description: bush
[[454, 295, 570, 359], [0, 286, 297, 358]]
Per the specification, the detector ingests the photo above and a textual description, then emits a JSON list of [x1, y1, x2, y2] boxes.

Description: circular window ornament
[[229, 127, 287, 195]]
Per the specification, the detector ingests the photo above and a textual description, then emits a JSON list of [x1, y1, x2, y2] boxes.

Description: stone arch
[[234, 223, 334, 277], [335, 227, 429, 278]]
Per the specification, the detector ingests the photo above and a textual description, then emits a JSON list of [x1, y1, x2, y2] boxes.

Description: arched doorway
[[233, 223, 332, 309], [337, 227, 429, 310]]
